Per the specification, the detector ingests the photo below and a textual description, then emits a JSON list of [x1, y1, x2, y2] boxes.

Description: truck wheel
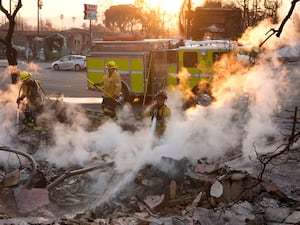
[[197, 93, 213, 106], [192, 82, 214, 107], [120, 84, 130, 103]]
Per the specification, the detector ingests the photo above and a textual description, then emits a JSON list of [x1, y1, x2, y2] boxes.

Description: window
[[183, 52, 198, 67], [61, 56, 69, 61], [167, 50, 177, 64]]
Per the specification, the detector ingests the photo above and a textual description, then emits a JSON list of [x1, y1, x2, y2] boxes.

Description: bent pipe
[[0, 146, 37, 188], [47, 161, 114, 191]]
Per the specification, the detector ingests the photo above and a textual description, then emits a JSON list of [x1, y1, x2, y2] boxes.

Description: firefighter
[[94, 61, 121, 118], [16, 71, 45, 130], [144, 90, 171, 137]]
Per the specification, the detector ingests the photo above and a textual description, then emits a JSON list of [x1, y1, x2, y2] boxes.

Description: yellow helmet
[[106, 61, 117, 69], [155, 90, 167, 100], [20, 71, 31, 81]]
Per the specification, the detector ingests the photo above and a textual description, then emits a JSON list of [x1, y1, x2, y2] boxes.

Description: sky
[[3, 0, 299, 30], [1, 0, 205, 29]]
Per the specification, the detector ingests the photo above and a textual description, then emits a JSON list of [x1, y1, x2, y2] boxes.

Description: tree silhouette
[[260, 0, 300, 47], [103, 4, 167, 37], [104, 4, 141, 33], [179, 0, 192, 39], [0, 0, 22, 84]]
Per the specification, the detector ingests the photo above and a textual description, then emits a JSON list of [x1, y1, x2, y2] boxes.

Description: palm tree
[[72, 16, 76, 27], [179, 0, 192, 39], [37, 0, 43, 35], [60, 14, 64, 30]]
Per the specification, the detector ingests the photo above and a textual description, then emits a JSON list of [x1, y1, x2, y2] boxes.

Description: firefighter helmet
[[155, 90, 167, 100], [106, 61, 117, 69], [20, 71, 31, 81]]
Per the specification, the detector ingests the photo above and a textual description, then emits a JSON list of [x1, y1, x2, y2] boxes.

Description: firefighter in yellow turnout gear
[[144, 90, 171, 137], [94, 61, 121, 118], [17, 71, 45, 130]]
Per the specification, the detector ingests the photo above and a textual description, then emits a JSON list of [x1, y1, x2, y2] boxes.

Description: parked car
[[52, 55, 86, 71]]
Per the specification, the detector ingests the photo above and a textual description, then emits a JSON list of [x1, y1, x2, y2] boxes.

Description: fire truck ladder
[[143, 52, 153, 106]]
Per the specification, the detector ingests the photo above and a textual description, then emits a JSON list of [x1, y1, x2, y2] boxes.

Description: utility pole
[[84, 4, 97, 47], [37, 0, 39, 35], [89, 20, 92, 46], [37, 0, 43, 35]]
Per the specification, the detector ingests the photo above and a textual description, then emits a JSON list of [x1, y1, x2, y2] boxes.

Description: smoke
[[238, 2, 300, 48], [0, 76, 22, 144], [0, 102, 18, 144]]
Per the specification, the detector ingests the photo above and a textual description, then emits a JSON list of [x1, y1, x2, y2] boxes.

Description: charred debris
[[0, 104, 300, 225]]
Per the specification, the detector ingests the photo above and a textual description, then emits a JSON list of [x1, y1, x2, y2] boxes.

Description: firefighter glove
[[16, 97, 23, 104], [153, 107, 158, 117]]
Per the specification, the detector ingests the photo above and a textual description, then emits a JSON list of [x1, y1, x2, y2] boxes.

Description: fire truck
[[86, 38, 250, 106]]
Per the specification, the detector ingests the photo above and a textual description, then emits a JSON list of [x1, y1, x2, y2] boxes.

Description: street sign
[[84, 4, 97, 20], [84, 11, 97, 20]]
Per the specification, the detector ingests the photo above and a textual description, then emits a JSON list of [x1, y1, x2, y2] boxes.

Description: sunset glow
[[147, 0, 205, 15], [4, 0, 207, 29], [147, 0, 184, 14]]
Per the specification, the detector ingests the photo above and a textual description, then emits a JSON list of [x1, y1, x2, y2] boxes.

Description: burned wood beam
[[135, 194, 159, 217], [47, 162, 114, 191], [290, 107, 298, 144]]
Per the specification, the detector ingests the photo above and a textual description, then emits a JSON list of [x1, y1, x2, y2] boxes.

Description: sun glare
[[147, 0, 205, 15], [148, 0, 182, 14]]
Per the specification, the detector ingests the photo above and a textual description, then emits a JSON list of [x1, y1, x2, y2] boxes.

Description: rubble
[[1, 97, 300, 224], [0, 143, 299, 225]]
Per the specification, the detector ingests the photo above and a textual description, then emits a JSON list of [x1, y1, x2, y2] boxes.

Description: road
[[39, 69, 100, 97], [0, 60, 99, 97], [0, 60, 102, 109], [0, 60, 299, 110]]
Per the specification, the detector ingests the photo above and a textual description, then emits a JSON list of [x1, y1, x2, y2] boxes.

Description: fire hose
[[79, 73, 123, 105]]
